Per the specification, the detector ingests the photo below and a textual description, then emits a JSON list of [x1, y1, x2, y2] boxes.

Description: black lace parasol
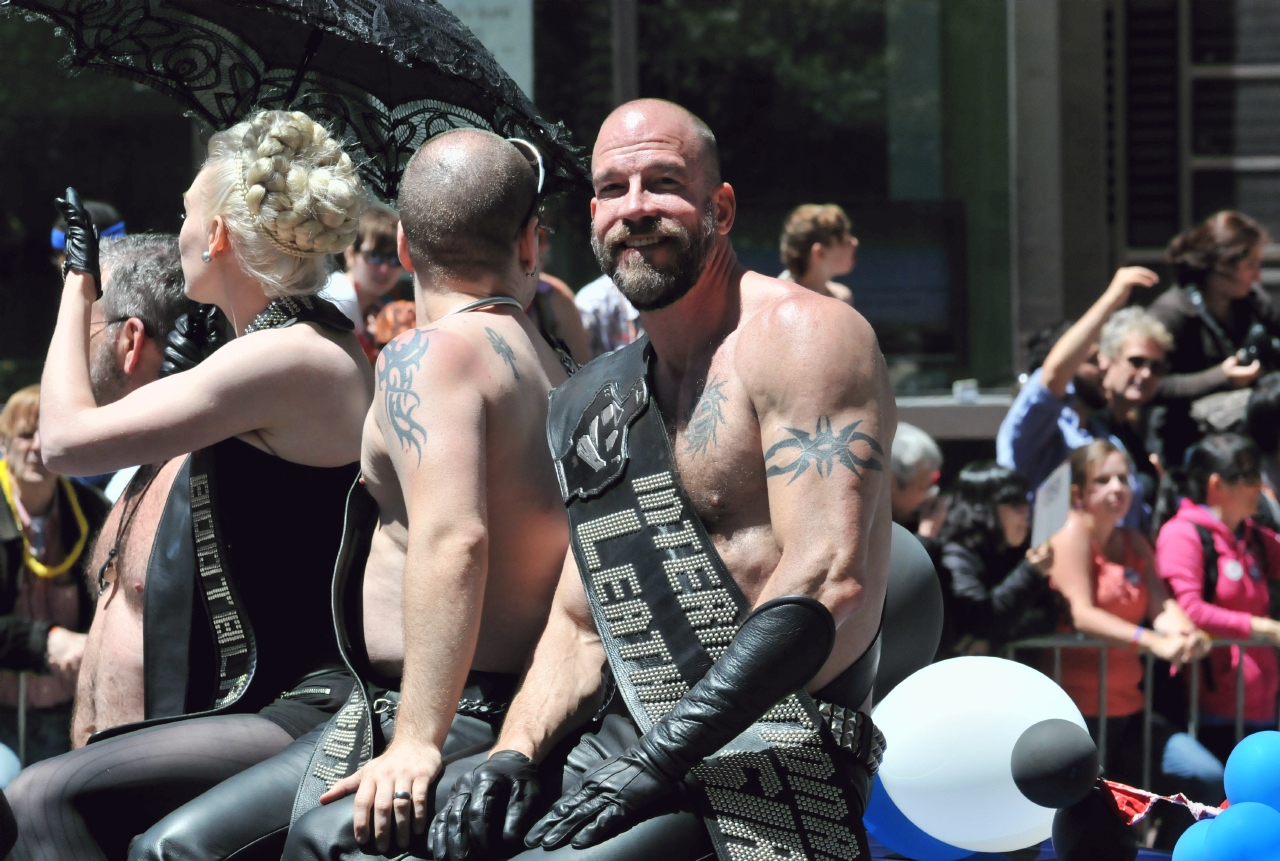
[[1, 0, 586, 201]]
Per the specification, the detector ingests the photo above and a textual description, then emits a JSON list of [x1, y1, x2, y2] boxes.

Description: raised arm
[[41, 273, 362, 474], [320, 328, 489, 853], [1040, 267, 1158, 398]]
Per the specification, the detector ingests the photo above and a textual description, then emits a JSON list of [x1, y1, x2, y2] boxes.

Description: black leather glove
[[160, 305, 230, 377], [526, 596, 836, 850], [54, 187, 100, 291], [429, 750, 542, 861]]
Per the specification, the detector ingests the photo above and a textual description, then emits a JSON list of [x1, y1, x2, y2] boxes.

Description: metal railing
[[1004, 633, 1278, 792]]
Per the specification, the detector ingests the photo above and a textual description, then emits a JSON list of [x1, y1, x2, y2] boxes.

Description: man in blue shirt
[[998, 266, 1167, 529]]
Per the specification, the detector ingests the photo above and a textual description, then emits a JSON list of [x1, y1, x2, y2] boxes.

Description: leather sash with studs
[[548, 336, 873, 861]]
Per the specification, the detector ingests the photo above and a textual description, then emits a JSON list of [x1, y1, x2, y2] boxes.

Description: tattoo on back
[[376, 329, 432, 463], [486, 327, 519, 380], [683, 375, 728, 459], [764, 416, 884, 484]]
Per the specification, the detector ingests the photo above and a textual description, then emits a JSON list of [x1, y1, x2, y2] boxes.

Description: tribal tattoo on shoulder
[[683, 375, 729, 459], [376, 328, 432, 463], [764, 416, 884, 484], [486, 327, 519, 380]]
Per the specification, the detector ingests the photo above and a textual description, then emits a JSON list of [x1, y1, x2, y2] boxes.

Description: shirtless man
[[72, 235, 196, 747], [137, 128, 572, 861], [433, 99, 894, 860]]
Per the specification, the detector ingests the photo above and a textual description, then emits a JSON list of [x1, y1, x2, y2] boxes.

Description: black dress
[[182, 437, 357, 720]]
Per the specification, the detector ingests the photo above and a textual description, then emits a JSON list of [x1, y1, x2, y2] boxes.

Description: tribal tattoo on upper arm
[[376, 328, 433, 463], [764, 416, 884, 484], [486, 327, 519, 380], [683, 375, 728, 459]]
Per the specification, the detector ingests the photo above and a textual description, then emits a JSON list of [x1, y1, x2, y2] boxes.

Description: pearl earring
[[201, 251, 212, 263]]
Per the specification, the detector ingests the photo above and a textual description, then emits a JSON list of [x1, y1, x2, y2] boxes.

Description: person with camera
[[1148, 211, 1280, 463]]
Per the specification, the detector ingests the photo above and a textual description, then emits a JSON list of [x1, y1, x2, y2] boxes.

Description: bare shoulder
[[734, 271, 886, 408], [375, 324, 485, 394]]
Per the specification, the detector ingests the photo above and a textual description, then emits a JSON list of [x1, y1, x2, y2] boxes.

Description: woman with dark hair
[[1048, 440, 1222, 830], [934, 463, 1059, 657], [1148, 210, 1278, 461], [1155, 433, 1280, 762]]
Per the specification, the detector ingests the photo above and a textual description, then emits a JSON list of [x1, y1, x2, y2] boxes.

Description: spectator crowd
[[887, 208, 1280, 846]]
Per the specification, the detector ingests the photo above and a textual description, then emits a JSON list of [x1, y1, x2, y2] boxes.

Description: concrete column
[[887, 0, 943, 200], [612, 0, 639, 106], [1009, 0, 1064, 372], [1059, 1, 1112, 318]]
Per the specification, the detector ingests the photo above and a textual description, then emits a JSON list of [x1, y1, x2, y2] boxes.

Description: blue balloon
[[1204, 802, 1280, 861], [1172, 819, 1214, 861], [864, 774, 974, 861], [1224, 730, 1280, 811]]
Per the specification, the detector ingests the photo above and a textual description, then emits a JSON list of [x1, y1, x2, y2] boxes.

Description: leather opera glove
[[160, 305, 230, 377], [54, 187, 100, 291], [428, 749, 542, 861], [526, 595, 836, 851]]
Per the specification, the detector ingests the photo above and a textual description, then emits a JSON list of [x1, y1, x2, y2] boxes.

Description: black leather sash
[[90, 448, 260, 743], [548, 336, 871, 861], [144, 455, 195, 719]]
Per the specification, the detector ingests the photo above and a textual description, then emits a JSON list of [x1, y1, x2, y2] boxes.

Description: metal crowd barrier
[[1004, 633, 1278, 792]]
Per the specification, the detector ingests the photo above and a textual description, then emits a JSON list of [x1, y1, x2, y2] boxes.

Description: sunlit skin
[[488, 100, 895, 838], [1048, 451, 1211, 665]]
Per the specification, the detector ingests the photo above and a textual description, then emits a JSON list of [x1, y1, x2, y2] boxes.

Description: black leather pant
[[281, 713, 716, 861], [128, 727, 322, 861]]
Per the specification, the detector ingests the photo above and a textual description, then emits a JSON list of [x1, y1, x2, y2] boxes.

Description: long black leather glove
[[54, 187, 100, 291], [159, 305, 230, 377], [526, 595, 836, 851], [428, 750, 542, 861]]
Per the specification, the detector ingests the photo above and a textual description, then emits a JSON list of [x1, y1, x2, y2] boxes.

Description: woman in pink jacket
[[1156, 432, 1280, 762]]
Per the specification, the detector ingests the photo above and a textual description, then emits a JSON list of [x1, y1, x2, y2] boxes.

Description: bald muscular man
[[433, 98, 895, 861], [133, 129, 573, 861]]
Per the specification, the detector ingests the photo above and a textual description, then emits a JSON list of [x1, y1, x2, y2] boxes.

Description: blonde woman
[[10, 110, 373, 860]]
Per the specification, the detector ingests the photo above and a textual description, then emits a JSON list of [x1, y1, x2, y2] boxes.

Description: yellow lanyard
[[0, 460, 89, 579]]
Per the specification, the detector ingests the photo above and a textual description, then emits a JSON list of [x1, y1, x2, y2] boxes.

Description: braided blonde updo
[[203, 110, 367, 298]]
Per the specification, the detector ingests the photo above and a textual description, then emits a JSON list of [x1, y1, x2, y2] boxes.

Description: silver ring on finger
[[394, 790, 412, 801]]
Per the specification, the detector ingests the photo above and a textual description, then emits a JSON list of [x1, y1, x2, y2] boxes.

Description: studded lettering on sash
[[567, 452, 871, 861]]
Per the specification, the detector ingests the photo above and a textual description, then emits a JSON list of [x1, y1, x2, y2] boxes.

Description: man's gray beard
[[89, 331, 128, 406], [591, 199, 718, 312]]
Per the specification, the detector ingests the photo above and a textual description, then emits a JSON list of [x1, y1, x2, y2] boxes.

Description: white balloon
[[873, 656, 1086, 853]]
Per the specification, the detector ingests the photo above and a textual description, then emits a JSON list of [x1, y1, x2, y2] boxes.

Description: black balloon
[[1012, 718, 1100, 809], [1051, 781, 1138, 861], [873, 524, 945, 703]]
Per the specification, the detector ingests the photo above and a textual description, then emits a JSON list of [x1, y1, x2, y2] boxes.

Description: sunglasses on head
[[507, 138, 546, 231], [1125, 355, 1170, 375]]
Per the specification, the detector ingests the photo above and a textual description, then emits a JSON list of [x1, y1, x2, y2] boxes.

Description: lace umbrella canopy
[[1, 0, 586, 201]]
